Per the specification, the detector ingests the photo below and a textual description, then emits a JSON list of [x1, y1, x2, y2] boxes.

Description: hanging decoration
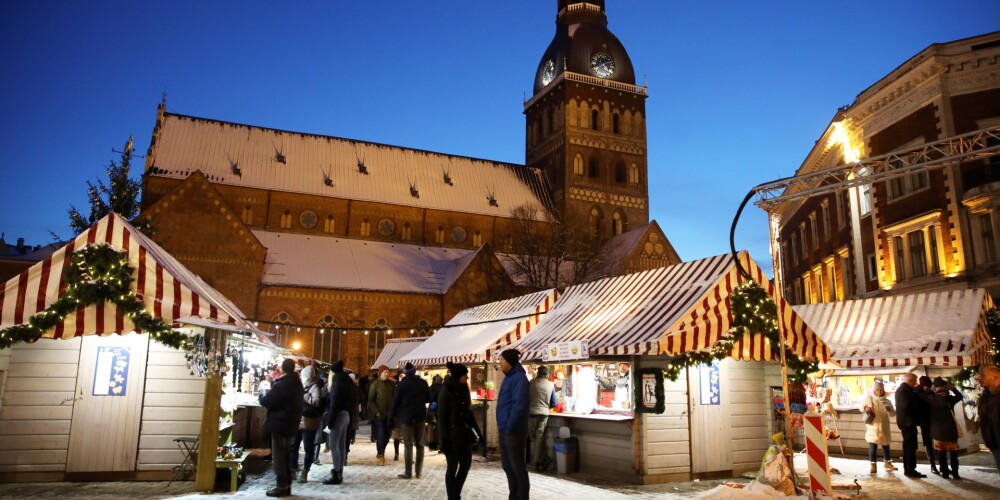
[[0, 244, 188, 350], [634, 366, 664, 414], [184, 334, 229, 378], [661, 281, 819, 384]]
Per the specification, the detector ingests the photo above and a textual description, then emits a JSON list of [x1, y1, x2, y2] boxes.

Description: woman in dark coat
[[438, 362, 483, 500], [427, 374, 444, 450], [919, 377, 965, 479]]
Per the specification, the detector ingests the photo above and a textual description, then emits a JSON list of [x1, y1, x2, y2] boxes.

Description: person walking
[[920, 377, 965, 479], [894, 372, 926, 478], [528, 365, 557, 471], [978, 365, 1000, 472], [861, 380, 896, 473], [323, 360, 357, 485], [389, 362, 431, 479], [259, 358, 304, 497], [439, 362, 483, 500], [497, 348, 530, 500], [427, 374, 444, 450], [368, 365, 396, 465], [291, 365, 323, 483], [917, 376, 939, 474]]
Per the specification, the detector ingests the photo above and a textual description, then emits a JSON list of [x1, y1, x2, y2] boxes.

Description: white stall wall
[[640, 364, 690, 482]]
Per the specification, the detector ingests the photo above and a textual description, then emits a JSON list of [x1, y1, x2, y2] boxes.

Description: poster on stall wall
[[93, 346, 130, 396], [699, 362, 720, 405], [543, 340, 589, 361]]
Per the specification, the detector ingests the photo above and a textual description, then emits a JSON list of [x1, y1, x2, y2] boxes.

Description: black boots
[[265, 487, 291, 497], [937, 450, 961, 479], [927, 446, 939, 475], [323, 470, 343, 485]]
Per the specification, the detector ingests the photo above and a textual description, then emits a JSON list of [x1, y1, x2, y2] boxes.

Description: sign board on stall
[[699, 362, 720, 405], [542, 340, 589, 361], [92, 345, 131, 396]]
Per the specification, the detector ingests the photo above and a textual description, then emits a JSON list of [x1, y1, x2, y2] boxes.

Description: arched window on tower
[[589, 207, 603, 240], [271, 312, 295, 349], [573, 154, 584, 175], [612, 113, 620, 134], [614, 163, 627, 183], [591, 109, 599, 131], [612, 211, 627, 236], [414, 319, 433, 337], [629, 163, 640, 184], [588, 158, 599, 178], [367, 318, 391, 370], [316, 315, 341, 363]]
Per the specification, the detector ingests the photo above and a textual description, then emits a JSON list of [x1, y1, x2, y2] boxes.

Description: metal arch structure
[[730, 125, 1000, 280]]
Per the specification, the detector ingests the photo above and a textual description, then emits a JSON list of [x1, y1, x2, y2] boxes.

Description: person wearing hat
[[259, 358, 305, 497], [861, 380, 896, 473], [323, 360, 357, 485], [438, 362, 482, 500], [388, 362, 431, 479], [895, 372, 927, 478], [919, 377, 965, 479], [917, 375, 939, 474], [497, 348, 530, 500], [368, 364, 396, 465]]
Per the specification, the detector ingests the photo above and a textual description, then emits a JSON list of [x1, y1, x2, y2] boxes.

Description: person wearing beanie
[[862, 380, 896, 473], [259, 358, 304, 497], [323, 360, 357, 485], [496, 348, 530, 499], [439, 362, 481, 500], [368, 365, 396, 465], [916, 375, 938, 474], [919, 377, 965, 479], [895, 372, 927, 478], [388, 362, 430, 479]]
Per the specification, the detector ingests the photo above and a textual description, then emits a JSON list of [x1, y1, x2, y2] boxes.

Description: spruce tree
[[67, 137, 150, 235]]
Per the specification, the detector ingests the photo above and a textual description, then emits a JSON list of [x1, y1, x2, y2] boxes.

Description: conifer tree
[[67, 137, 150, 235]]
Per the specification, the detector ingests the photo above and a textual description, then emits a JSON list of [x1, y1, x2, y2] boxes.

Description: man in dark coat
[[388, 362, 431, 479], [497, 348, 530, 500], [894, 372, 927, 478], [978, 365, 1000, 472], [259, 358, 305, 497]]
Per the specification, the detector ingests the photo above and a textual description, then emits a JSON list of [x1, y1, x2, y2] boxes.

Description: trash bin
[[553, 437, 578, 474]]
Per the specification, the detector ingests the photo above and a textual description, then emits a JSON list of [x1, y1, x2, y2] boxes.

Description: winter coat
[[497, 363, 530, 433], [437, 376, 482, 453], [427, 379, 443, 423], [328, 368, 359, 425], [919, 388, 964, 443], [529, 376, 556, 416], [389, 373, 430, 425], [894, 383, 923, 429], [259, 371, 304, 436], [299, 378, 323, 431], [367, 377, 395, 419], [980, 388, 1000, 450], [862, 394, 893, 446]]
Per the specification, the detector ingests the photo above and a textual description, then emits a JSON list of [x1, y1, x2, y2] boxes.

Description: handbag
[[303, 401, 322, 418], [863, 409, 876, 425]]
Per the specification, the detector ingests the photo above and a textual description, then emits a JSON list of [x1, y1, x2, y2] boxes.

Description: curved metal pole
[[729, 189, 757, 280]]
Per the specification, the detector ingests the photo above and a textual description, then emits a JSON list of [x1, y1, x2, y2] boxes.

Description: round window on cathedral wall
[[452, 227, 467, 243], [378, 218, 396, 236], [299, 210, 318, 229]]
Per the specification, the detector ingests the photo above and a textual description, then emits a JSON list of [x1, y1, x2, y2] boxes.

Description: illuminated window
[[809, 212, 819, 249], [271, 312, 294, 349], [324, 214, 336, 234], [435, 226, 445, 244], [280, 210, 292, 229], [885, 212, 944, 284], [472, 230, 482, 247], [402, 222, 412, 241], [611, 211, 625, 235], [360, 219, 371, 236], [856, 167, 872, 216], [573, 154, 584, 176], [629, 164, 640, 184], [316, 315, 341, 363]]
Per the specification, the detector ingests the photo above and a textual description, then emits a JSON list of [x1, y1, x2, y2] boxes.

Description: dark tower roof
[[533, 1, 636, 95]]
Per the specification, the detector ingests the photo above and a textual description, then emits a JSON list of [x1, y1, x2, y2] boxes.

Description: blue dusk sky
[[1, 1, 997, 275]]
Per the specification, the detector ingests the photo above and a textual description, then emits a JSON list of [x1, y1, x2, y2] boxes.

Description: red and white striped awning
[[371, 336, 430, 370], [401, 288, 558, 367], [0, 213, 254, 339], [793, 289, 995, 368], [507, 251, 830, 363]]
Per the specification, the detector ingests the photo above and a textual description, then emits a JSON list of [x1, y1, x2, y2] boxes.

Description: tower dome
[[533, 1, 636, 95]]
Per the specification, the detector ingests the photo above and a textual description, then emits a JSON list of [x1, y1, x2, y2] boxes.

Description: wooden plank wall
[[136, 341, 206, 471], [727, 360, 773, 475], [0, 338, 82, 474], [639, 356, 690, 482]]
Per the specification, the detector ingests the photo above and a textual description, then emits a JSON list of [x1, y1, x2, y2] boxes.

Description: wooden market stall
[[400, 288, 559, 451], [499, 251, 831, 484], [793, 289, 994, 455], [0, 213, 261, 488]]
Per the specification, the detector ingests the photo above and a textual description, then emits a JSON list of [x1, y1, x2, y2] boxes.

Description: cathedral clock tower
[[526, 0, 649, 246]]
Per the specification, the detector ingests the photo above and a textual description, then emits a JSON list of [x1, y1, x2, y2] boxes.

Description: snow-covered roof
[[253, 230, 482, 294], [147, 112, 553, 219], [371, 337, 430, 370]]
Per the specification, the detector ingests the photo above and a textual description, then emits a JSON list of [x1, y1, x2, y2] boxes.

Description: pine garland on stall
[[0, 244, 187, 350], [949, 307, 1000, 386], [662, 282, 818, 384]]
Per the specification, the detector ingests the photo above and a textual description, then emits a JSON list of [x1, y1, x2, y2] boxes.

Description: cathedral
[[139, 0, 680, 372]]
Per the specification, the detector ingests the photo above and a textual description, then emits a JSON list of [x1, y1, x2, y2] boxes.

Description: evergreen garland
[[948, 307, 1000, 386], [662, 281, 818, 384], [0, 244, 187, 350]]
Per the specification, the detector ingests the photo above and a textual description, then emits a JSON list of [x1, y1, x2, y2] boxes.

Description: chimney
[[16, 238, 25, 254]]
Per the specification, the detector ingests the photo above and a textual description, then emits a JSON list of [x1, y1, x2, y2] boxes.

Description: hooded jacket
[[497, 363, 530, 433]]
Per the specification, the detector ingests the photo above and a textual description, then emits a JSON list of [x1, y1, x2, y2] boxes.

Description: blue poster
[[699, 362, 720, 405], [92, 346, 130, 396]]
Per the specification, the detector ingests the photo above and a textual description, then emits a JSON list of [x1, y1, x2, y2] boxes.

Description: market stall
[[793, 289, 994, 454], [0, 213, 261, 489], [400, 288, 559, 451], [499, 251, 830, 483], [371, 336, 430, 370]]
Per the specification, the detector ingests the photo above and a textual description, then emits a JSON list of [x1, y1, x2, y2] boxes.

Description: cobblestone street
[[0, 425, 997, 499]]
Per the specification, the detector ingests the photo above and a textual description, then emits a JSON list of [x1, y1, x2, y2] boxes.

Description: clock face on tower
[[590, 52, 615, 79], [541, 59, 556, 86]]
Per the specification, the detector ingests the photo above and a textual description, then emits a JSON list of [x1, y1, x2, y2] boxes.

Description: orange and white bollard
[[804, 407, 832, 494]]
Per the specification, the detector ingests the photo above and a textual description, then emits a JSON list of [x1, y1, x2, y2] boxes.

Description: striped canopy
[[506, 251, 830, 363], [793, 289, 996, 368], [0, 213, 254, 339], [401, 288, 558, 367], [371, 336, 429, 370]]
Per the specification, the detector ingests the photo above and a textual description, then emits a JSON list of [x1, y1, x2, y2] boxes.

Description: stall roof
[[0, 213, 255, 339], [503, 252, 830, 363], [401, 288, 558, 367], [793, 289, 995, 368], [372, 336, 431, 370]]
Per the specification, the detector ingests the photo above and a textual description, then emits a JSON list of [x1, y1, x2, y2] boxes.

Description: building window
[[887, 220, 943, 284], [614, 163, 627, 183], [612, 113, 620, 134], [435, 226, 445, 244], [856, 167, 872, 216], [280, 209, 292, 229], [591, 109, 599, 131], [888, 172, 930, 200], [819, 201, 830, 241], [802, 272, 815, 304], [367, 318, 391, 370], [629, 163, 640, 184], [981, 213, 997, 264], [452, 227, 467, 244], [402, 222, 412, 241], [809, 212, 819, 249], [799, 223, 809, 257], [316, 315, 341, 363], [414, 320, 433, 337], [324, 215, 336, 234], [242, 205, 253, 225], [611, 211, 626, 236], [573, 154, 584, 176], [793, 278, 803, 305], [589, 207, 602, 239], [472, 230, 482, 247], [907, 231, 927, 278], [866, 253, 877, 282], [588, 158, 599, 178], [893, 236, 907, 282], [271, 312, 294, 348], [790, 233, 799, 266], [360, 219, 371, 236], [836, 192, 847, 229]]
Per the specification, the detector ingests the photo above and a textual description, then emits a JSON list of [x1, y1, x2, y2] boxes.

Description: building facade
[[139, 1, 680, 372], [773, 31, 1000, 304]]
